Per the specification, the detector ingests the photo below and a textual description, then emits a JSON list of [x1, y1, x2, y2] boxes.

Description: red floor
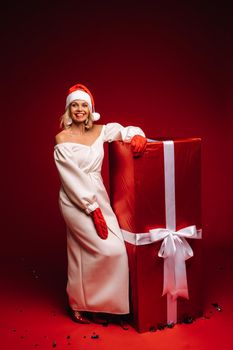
[[1, 245, 232, 350]]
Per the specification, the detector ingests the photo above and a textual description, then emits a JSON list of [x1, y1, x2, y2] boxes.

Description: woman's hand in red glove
[[91, 208, 108, 240], [130, 135, 147, 156]]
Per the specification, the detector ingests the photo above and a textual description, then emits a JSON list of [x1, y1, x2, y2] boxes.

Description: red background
[[1, 1, 232, 268]]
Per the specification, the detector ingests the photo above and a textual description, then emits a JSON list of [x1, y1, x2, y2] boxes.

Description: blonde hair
[[59, 106, 94, 130]]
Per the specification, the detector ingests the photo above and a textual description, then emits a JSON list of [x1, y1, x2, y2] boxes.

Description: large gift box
[[108, 138, 202, 333]]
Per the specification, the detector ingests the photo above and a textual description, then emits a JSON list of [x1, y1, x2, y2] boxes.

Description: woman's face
[[70, 100, 90, 123]]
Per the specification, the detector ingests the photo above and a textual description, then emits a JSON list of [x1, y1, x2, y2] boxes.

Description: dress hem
[[70, 307, 130, 315]]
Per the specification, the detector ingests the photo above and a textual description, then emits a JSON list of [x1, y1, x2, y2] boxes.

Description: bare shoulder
[[93, 124, 104, 135], [55, 130, 69, 145], [93, 124, 103, 131]]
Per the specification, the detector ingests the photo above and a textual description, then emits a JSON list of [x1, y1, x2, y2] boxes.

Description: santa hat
[[65, 83, 100, 121]]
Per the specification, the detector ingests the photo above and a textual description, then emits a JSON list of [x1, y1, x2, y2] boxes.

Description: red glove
[[131, 135, 147, 155], [91, 208, 108, 240]]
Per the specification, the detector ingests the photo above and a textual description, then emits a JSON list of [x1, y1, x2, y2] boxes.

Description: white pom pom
[[92, 112, 100, 121]]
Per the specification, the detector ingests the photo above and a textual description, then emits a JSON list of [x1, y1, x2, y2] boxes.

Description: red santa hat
[[65, 83, 100, 121]]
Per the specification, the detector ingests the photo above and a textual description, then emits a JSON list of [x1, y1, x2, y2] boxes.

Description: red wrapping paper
[[108, 138, 202, 333]]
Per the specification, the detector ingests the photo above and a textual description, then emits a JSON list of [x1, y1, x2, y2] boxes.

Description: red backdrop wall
[[1, 2, 232, 267]]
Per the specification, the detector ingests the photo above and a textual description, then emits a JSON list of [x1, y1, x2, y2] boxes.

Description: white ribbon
[[150, 226, 201, 299], [122, 226, 201, 300], [121, 140, 202, 324]]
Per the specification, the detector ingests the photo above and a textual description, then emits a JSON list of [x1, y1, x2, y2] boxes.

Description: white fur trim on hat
[[92, 112, 100, 121], [65, 90, 92, 110]]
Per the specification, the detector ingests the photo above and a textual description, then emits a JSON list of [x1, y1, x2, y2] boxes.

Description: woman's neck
[[70, 122, 86, 135]]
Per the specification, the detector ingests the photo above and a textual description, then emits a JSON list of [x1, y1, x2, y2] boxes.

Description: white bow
[[148, 225, 200, 300], [122, 225, 201, 300]]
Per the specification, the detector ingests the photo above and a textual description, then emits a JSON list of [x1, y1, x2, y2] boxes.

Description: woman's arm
[[54, 144, 99, 214], [104, 123, 147, 154], [103, 122, 145, 143]]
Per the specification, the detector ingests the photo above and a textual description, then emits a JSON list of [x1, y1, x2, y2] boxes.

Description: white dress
[[54, 123, 145, 314]]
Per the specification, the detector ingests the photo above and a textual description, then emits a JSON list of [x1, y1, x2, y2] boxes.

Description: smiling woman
[[54, 83, 147, 326], [57, 102, 101, 147], [70, 100, 90, 122]]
